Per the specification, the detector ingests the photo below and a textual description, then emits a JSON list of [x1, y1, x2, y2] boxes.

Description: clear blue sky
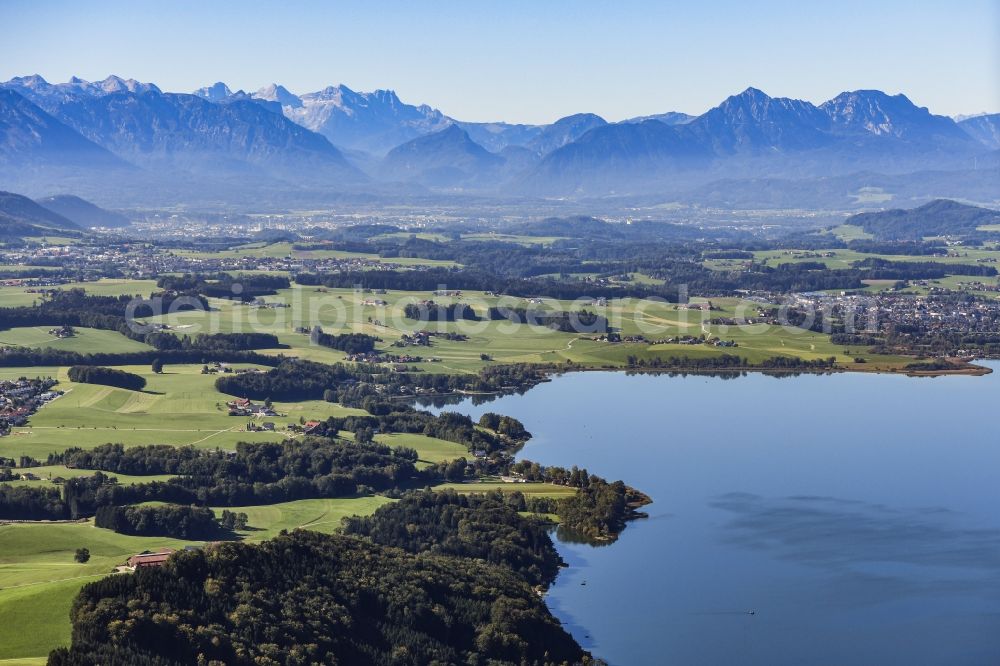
[[1, 0, 997, 123]]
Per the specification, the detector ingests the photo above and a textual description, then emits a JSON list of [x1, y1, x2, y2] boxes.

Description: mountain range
[[0, 74, 996, 205], [0, 190, 128, 238]]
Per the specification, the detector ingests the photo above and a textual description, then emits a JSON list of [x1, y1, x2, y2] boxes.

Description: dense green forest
[[67, 365, 146, 391], [49, 531, 592, 666], [343, 490, 563, 587], [94, 503, 222, 539]]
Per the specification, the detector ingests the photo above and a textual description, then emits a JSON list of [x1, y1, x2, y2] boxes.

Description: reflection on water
[[433, 363, 1000, 666]]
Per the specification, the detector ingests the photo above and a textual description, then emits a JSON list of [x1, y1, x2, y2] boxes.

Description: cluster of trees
[[54, 438, 420, 510], [625, 353, 836, 371], [846, 240, 947, 256], [158, 272, 290, 301], [50, 530, 589, 666], [67, 365, 146, 391], [404, 301, 480, 322], [0, 474, 114, 521], [312, 408, 530, 456], [214, 359, 359, 401], [851, 257, 996, 279], [145, 332, 282, 352], [308, 327, 379, 354], [94, 504, 221, 539], [0, 347, 283, 369], [343, 490, 562, 587], [503, 460, 652, 542], [0, 484, 67, 520], [477, 412, 531, 441], [487, 306, 609, 334], [0, 289, 206, 346], [216, 357, 548, 406]]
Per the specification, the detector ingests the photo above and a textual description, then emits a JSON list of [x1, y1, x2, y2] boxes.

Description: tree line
[[67, 365, 146, 391]]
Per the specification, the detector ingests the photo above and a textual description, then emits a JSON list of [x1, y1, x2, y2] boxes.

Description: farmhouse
[[47, 325, 75, 338], [126, 548, 176, 569]]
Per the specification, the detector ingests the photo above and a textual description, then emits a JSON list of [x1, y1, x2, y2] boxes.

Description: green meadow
[[136, 286, 910, 375], [0, 278, 158, 307], [751, 246, 1000, 269], [0, 494, 392, 662], [0, 326, 152, 354], [171, 241, 457, 267], [0, 364, 367, 462]]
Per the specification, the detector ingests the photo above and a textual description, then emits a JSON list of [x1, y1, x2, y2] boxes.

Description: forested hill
[[845, 199, 1000, 240], [49, 530, 590, 666], [0, 190, 82, 239]]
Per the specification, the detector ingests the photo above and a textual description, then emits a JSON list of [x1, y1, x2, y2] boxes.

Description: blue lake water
[[432, 363, 1000, 665]]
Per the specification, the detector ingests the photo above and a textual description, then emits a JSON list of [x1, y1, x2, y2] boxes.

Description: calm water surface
[[433, 363, 1000, 665]]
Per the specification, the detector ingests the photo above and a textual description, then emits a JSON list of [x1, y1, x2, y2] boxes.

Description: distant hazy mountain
[[3, 75, 161, 112], [526, 114, 607, 154], [457, 122, 544, 152], [0, 89, 124, 167], [821, 90, 972, 149], [381, 124, 503, 187], [0, 75, 995, 204], [521, 119, 711, 194], [518, 87, 988, 195], [958, 113, 1000, 150], [36, 194, 129, 228], [47, 88, 363, 182], [623, 111, 694, 125], [269, 85, 452, 154], [0, 190, 80, 237], [193, 82, 233, 102], [689, 87, 833, 154], [253, 83, 303, 109]]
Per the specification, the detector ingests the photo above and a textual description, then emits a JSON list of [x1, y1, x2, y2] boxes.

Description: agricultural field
[[137, 286, 912, 374], [0, 278, 158, 307], [751, 246, 1000, 269], [373, 432, 468, 466], [209, 496, 394, 542], [0, 326, 152, 354], [460, 232, 564, 246], [0, 364, 366, 462], [0, 494, 392, 662], [170, 241, 458, 267], [3, 464, 177, 487]]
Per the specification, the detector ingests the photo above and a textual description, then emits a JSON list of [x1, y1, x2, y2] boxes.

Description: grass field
[[374, 432, 468, 466], [211, 496, 393, 542], [0, 364, 368, 462], [3, 464, 177, 487], [0, 326, 152, 354], [0, 494, 390, 661], [135, 286, 911, 376], [0, 279, 158, 308], [171, 241, 457, 267], [751, 247, 1000, 269]]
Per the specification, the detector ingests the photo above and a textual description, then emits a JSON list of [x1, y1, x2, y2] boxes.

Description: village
[[0, 238, 446, 282], [0, 376, 62, 436]]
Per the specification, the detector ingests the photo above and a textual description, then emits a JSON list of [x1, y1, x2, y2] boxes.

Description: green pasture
[[752, 246, 1000, 269], [0, 326, 152, 354], [170, 241, 457, 267], [0, 364, 366, 461], [0, 493, 389, 661]]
